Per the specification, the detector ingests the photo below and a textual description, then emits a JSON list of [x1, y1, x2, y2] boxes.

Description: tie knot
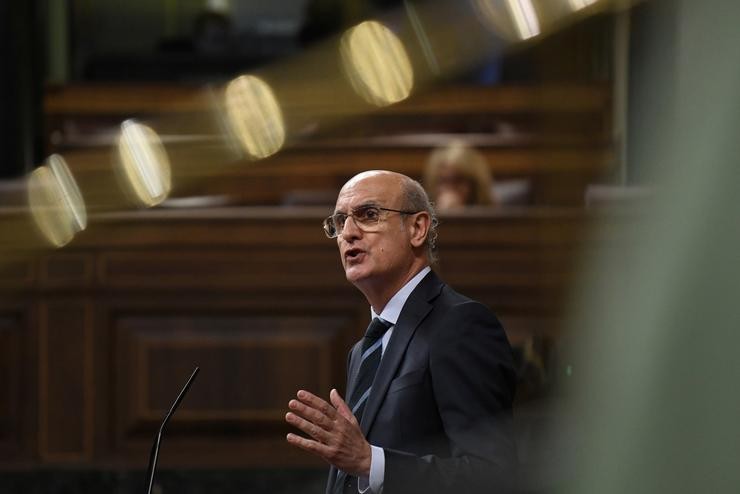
[[364, 317, 392, 341]]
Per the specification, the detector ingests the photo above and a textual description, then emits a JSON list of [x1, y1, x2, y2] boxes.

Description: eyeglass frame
[[322, 204, 421, 238]]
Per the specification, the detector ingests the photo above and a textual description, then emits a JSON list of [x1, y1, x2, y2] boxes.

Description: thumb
[[330, 389, 356, 423]]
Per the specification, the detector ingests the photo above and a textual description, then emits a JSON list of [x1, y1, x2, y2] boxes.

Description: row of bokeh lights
[[26, 0, 605, 248], [27, 20, 413, 248]]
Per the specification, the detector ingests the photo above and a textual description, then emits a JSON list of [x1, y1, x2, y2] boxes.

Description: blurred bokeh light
[[569, 0, 600, 12], [472, 0, 535, 41], [505, 0, 541, 40], [27, 154, 87, 247], [224, 74, 286, 160], [340, 20, 414, 107], [116, 120, 172, 207]]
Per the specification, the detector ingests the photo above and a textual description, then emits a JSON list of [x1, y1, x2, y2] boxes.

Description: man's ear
[[409, 212, 431, 248]]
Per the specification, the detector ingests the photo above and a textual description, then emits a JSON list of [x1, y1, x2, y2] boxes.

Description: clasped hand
[[285, 388, 372, 477]]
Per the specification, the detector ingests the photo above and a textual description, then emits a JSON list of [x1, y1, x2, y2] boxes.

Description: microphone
[[144, 366, 200, 494]]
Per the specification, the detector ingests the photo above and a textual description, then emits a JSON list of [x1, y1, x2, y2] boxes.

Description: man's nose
[[340, 215, 362, 240]]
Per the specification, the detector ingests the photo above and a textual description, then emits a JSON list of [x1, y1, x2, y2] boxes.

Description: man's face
[[334, 173, 414, 289]]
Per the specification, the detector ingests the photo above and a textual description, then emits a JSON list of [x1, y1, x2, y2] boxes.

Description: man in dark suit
[[286, 170, 516, 494]]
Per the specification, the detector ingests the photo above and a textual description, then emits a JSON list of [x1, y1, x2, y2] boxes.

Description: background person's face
[[434, 163, 473, 209]]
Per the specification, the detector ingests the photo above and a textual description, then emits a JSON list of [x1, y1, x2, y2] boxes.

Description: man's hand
[[286, 388, 372, 477]]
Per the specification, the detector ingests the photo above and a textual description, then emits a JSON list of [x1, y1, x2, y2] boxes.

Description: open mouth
[[345, 248, 365, 262]]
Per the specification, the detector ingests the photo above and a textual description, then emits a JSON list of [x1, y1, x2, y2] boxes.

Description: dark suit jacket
[[327, 271, 517, 494]]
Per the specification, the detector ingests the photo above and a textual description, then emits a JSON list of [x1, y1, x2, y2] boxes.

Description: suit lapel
[[344, 342, 363, 403], [359, 271, 444, 436]]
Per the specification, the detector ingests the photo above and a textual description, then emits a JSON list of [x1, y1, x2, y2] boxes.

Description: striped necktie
[[334, 317, 392, 494], [349, 317, 392, 423]]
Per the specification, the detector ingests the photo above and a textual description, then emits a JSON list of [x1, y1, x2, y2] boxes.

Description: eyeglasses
[[323, 204, 420, 238]]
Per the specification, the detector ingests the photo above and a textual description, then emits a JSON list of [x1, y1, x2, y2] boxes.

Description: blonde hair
[[423, 140, 494, 206]]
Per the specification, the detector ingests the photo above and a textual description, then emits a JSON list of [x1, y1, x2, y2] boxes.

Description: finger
[[330, 389, 356, 423], [289, 399, 333, 430], [296, 389, 337, 419], [285, 412, 328, 443], [286, 432, 334, 460]]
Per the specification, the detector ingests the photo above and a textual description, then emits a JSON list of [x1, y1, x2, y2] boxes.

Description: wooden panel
[[0, 257, 34, 290], [437, 209, 585, 315], [110, 312, 351, 467], [45, 83, 210, 115], [99, 248, 344, 290], [116, 314, 346, 426], [40, 253, 94, 288], [38, 301, 94, 462], [78, 207, 333, 249], [45, 83, 610, 118], [391, 84, 611, 115], [0, 314, 23, 459]]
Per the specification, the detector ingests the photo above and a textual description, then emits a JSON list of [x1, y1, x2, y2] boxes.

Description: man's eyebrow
[[334, 201, 379, 214]]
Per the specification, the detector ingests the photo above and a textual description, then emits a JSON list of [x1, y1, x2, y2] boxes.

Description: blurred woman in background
[[423, 140, 495, 210]]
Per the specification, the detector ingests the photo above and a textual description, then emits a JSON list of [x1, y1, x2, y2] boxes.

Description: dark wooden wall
[[0, 206, 599, 469]]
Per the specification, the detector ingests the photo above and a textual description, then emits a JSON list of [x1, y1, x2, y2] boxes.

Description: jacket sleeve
[[383, 301, 518, 494]]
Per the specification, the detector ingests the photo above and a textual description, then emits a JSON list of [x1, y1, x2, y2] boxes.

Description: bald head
[[340, 170, 435, 216], [336, 170, 438, 260], [339, 170, 406, 197]]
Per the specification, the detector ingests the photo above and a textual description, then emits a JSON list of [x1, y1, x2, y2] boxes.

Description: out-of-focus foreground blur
[[0, 0, 737, 493]]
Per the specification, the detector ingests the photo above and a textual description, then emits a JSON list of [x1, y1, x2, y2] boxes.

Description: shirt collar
[[370, 266, 431, 325]]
